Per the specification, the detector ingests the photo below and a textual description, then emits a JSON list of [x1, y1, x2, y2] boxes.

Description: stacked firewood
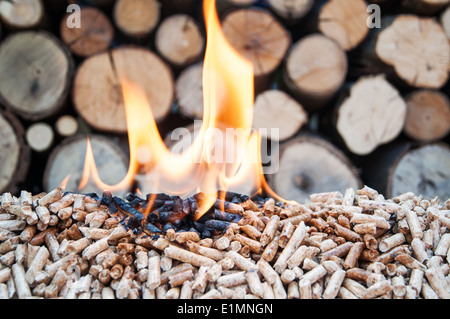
[[0, 186, 448, 299], [0, 0, 448, 203]]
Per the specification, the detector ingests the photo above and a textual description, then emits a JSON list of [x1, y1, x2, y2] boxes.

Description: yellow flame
[[76, 0, 289, 219]]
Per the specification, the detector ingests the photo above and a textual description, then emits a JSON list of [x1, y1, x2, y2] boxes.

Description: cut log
[[155, 14, 204, 67], [25, 122, 54, 153], [401, 0, 450, 16], [336, 75, 407, 156], [0, 31, 74, 121], [0, 0, 43, 29], [267, 0, 314, 22], [388, 143, 450, 200], [318, 0, 370, 51], [268, 135, 362, 203], [113, 0, 160, 38], [252, 90, 308, 142], [73, 46, 174, 133], [283, 33, 348, 112], [375, 15, 450, 89], [0, 110, 30, 194], [441, 5, 450, 39], [221, 8, 292, 93], [403, 90, 450, 142], [60, 6, 114, 57], [43, 135, 129, 197], [175, 62, 204, 119], [55, 115, 79, 138]]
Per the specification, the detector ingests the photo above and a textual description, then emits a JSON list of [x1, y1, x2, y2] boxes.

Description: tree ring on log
[[73, 46, 174, 133], [375, 15, 450, 89], [0, 31, 74, 121]]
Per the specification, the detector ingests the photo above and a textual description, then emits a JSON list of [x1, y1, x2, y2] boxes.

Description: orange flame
[[59, 174, 71, 190], [77, 0, 289, 219]]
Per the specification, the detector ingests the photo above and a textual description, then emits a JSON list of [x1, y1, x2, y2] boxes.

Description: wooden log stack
[[0, 0, 447, 205]]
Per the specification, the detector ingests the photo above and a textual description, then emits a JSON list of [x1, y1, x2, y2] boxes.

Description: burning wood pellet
[[0, 187, 448, 299]]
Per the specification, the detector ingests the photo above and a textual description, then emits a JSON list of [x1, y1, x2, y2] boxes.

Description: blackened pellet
[[163, 223, 176, 234], [159, 211, 170, 223], [109, 203, 118, 215], [214, 209, 238, 222], [128, 198, 143, 208], [217, 190, 249, 204], [130, 209, 144, 224], [193, 222, 205, 232], [189, 199, 199, 216], [201, 229, 212, 239], [204, 219, 231, 231], [101, 191, 113, 206], [85, 193, 101, 201], [147, 213, 158, 223], [125, 193, 144, 202], [146, 223, 162, 233]]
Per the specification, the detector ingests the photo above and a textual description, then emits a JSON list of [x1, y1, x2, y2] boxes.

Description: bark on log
[[0, 31, 74, 121], [221, 7, 292, 93], [155, 14, 204, 68], [440, 5, 450, 39], [387, 143, 450, 200], [83, 0, 116, 7], [60, 6, 114, 57], [375, 15, 450, 89], [283, 33, 348, 112], [403, 90, 450, 142], [73, 46, 174, 133], [318, 0, 370, 51], [160, 0, 199, 16], [0, 110, 30, 194], [253, 90, 308, 142], [361, 140, 450, 200], [113, 0, 160, 38], [43, 135, 129, 197], [0, 0, 43, 29], [401, 0, 450, 16], [268, 135, 362, 203], [175, 62, 204, 120], [335, 75, 407, 156], [215, 0, 258, 16]]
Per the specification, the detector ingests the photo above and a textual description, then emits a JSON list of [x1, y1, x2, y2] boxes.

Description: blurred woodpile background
[[0, 0, 449, 203]]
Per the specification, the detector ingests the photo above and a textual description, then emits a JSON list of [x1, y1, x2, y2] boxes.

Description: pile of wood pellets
[[0, 186, 449, 299]]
